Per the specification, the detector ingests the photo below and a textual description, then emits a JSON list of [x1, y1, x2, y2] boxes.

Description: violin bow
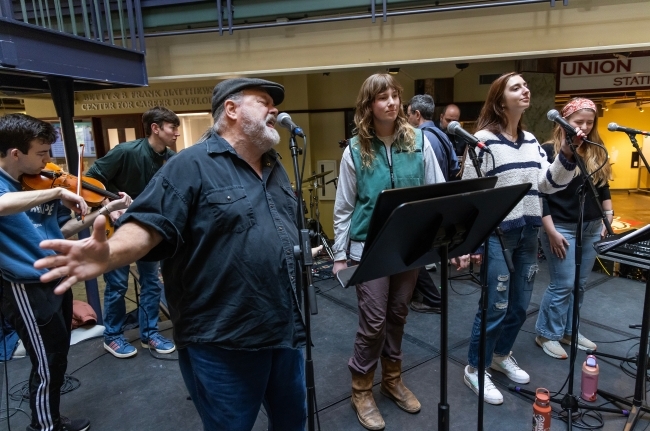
[[78, 143, 85, 221]]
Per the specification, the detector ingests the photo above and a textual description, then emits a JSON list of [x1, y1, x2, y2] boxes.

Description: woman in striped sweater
[[461, 72, 581, 405]]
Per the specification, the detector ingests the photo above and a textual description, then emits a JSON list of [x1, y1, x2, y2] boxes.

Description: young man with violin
[[85, 106, 178, 358], [0, 113, 130, 431]]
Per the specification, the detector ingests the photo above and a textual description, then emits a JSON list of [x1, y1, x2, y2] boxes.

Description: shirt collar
[[0, 166, 20, 187], [143, 137, 169, 159], [205, 132, 237, 155]]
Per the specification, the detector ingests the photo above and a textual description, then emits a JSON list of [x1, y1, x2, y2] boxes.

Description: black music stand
[[594, 225, 650, 431], [338, 182, 531, 431]]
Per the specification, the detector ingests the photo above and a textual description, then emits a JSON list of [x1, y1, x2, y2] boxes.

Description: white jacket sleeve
[[423, 135, 446, 185], [332, 147, 357, 261]]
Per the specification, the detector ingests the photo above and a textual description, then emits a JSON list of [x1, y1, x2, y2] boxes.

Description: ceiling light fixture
[[387, 68, 400, 75]]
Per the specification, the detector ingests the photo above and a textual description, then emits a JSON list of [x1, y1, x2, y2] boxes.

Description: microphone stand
[[465, 146, 514, 431], [625, 133, 650, 194], [539, 136, 624, 430], [551, 133, 650, 431], [288, 131, 318, 431]]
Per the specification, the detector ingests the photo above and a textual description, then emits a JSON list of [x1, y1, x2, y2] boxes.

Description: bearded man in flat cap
[[35, 78, 307, 431]]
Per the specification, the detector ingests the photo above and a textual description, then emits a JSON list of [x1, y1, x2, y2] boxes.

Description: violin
[[21, 162, 120, 206], [22, 162, 120, 237]]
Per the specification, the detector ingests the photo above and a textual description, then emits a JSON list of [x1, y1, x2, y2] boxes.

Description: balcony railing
[[0, 0, 145, 52]]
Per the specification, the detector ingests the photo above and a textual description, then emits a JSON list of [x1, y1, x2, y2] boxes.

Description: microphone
[[447, 121, 492, 154], [547, 109, 584, 140], [277, 113, 305, 137], [608, 122, 650, 137]]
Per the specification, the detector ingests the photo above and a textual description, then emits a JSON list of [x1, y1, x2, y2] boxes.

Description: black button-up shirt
[[120, 132, 306, 350]]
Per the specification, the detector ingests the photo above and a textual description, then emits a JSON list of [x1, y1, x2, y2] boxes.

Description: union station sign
[[558, 56, 650, 93]]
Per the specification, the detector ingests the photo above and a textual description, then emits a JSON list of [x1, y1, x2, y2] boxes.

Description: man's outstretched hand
[[35, 216, 111, 295]]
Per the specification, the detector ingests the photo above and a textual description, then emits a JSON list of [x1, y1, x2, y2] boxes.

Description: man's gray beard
[[241, 110, 280, 152]]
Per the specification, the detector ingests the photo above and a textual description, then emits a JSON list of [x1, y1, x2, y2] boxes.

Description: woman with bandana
[[535, 98, 612, 360]]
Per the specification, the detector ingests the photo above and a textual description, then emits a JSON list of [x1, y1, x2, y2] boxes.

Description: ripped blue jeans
[[467, 224, 539, 369]]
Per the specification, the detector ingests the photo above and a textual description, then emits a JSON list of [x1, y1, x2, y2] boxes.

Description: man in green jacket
[[86, 106, 178, 358]]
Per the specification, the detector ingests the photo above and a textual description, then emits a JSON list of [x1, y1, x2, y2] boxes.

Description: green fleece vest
[[349, 129, 425, 241]]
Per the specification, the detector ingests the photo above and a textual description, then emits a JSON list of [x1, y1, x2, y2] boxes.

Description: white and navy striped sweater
[[462, 130, 576, 232]]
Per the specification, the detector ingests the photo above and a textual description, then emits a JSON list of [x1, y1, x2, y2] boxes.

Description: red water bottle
[[581, 355, 599, 402], [532, 388, 551, 431]]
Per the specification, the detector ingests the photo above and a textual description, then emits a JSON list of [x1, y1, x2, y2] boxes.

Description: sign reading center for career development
[[558, 56, 650, 93], [76, 86, 213, 114]]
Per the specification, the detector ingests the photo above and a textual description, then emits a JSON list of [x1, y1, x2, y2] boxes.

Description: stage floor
[[3, 257, 649, 431]]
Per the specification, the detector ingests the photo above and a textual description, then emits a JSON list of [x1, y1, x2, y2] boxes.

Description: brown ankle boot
[[380, 357, 421, 413], [350, 369, 385, 430]]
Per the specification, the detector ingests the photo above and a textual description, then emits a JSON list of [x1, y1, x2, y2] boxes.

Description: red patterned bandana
[[562, 98, 597, 118]]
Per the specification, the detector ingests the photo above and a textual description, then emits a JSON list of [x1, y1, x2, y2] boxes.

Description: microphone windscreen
[[607, 122, 618, 131], [447, 121, 461, 136], [547, 109, 560, 121], [277, 112, 291, 124]]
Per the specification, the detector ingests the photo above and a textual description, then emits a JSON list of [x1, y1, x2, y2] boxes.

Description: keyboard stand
[[595, 250, 650, 431]]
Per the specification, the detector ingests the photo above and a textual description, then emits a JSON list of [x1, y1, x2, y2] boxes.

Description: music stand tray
[[338, 182, 529, 288], [336, 181, 532, 431]]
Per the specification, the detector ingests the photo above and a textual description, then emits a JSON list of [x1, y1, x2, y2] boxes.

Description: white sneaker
[[560, 333, 597, 351], [491, 352, 530, 384], [425, 263, 437, 271], [536, 336, 568, 359], [463, 366, 503, 405]]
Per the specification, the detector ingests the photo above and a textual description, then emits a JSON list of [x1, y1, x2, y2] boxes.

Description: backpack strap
[[421, 125, 453, 153], [421, 125, 455, 167]]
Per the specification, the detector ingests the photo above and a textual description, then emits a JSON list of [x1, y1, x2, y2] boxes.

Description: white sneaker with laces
[[560, 333, 597, 351], [490, 352, 530, 384], [463, 366, 503, 405]]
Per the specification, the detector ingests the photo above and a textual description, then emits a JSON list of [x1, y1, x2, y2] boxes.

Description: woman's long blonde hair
[[551, 99, 611, 186], [353, 73, 416, 168]]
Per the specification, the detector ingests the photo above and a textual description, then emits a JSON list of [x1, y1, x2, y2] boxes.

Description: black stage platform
[[3, 259, 649, 431]]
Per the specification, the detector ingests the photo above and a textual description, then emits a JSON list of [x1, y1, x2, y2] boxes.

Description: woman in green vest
[[332, 73, 445, 430]]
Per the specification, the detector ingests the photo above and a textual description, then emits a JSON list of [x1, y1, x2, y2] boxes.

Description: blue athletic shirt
[[0, 167, 71, 283]]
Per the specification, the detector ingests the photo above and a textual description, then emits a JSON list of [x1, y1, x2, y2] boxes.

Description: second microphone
[[277, 113, 305, 137]]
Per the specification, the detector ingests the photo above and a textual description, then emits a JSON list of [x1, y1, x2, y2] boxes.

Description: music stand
[[593, 225, 650, 431], [366, 178, 497, 247], [337, 182, 531, 431]]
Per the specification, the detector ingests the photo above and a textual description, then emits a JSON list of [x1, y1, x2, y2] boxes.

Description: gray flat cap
[[211, 78, 285, 115]]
